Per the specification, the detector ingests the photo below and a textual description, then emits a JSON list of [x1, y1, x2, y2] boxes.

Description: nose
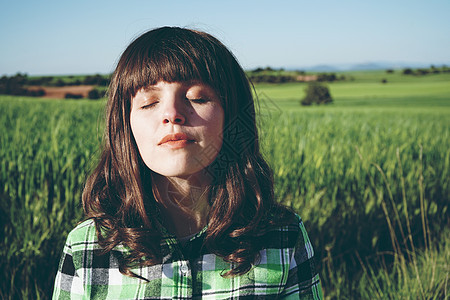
[[162, 100, 186, 125]]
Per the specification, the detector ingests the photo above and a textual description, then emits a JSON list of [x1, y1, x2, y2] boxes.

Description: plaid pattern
[[53, 214, 322, 299]]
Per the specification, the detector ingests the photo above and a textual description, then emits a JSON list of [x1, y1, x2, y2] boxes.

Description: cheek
[[130, 114, 141, 143], [203, 108, 224, 142], [208, 121, 223, 144], [130, 114, 154, 151]]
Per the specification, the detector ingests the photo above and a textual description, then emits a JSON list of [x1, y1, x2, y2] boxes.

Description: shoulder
[[64, 219, 99, 250], [258, 211, 309, 250], [65, 219, 131, 254]]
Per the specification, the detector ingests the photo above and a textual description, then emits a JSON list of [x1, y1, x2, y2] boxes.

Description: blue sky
[[1, 0, 449, 75]]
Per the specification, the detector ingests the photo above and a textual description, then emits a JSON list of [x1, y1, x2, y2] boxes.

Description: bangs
[[117, 28, 224, 99]]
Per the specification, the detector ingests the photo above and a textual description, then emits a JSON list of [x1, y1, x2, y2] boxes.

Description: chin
[[149, 165, 204, 179]]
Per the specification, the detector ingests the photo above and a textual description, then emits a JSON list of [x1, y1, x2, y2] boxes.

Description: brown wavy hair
[[82, 26, 292, 279]]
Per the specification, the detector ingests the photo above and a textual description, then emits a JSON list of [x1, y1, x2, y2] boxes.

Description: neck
[[151, 172, 211, 238]]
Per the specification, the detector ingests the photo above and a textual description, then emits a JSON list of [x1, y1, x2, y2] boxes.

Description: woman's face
[[130, 81, 224, 179]]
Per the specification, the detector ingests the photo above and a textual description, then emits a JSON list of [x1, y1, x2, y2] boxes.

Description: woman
[[53, 26, 322, 299]]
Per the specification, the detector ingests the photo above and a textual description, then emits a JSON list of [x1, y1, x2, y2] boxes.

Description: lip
[[158, 133, 195, 148]]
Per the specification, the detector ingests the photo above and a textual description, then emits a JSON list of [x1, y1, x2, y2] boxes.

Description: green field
[[255, 72, 450, 110], [1, 71, 449, 299]]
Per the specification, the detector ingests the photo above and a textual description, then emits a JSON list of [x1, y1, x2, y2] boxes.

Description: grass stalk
[[373, 161, 426, 298], [355, 251, 383, 299], [373, 163, 407, 251]]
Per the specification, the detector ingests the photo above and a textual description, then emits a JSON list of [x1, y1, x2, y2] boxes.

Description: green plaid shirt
[[53, 214, 322, 299]]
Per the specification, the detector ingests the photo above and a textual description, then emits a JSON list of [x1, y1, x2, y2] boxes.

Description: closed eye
[[187, 98, 208, 104], [141, 101, 158, 109]]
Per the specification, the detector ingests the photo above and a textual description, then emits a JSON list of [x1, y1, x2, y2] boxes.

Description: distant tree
[[317, 73, 337, 82], [12, 73, 28, 85], [402, 68, 413, 75], [28, 76, 54, 86], [28, 77, 45, 86], [83, 74, 109, 86], [0, 73, 49, 97], [55, 79, 66, 87], [416, 69, 429, 75], [97, 75, 110, 86], [430, 65, 440, 74], [0, 73, 29, 95], [300, 82, 333, 106], [27, 88, 45, 97], [278, 75, 295, 83], [65, 93, 83, 99], [266, 75, 277, 83], [88, 89, 100, 99], [386, 69, 394, 74]]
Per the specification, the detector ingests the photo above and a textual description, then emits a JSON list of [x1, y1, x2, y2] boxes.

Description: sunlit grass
[[1, 71, 449, 299]]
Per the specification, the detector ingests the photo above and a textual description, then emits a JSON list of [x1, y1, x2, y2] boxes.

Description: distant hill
[[287, 61, 449, 72]]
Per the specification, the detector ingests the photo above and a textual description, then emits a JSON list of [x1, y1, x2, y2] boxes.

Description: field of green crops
[[1, 71, 449, 299]]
